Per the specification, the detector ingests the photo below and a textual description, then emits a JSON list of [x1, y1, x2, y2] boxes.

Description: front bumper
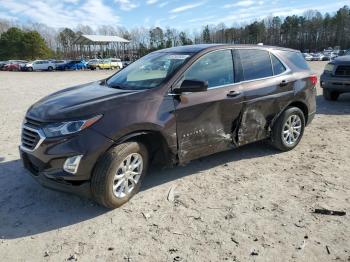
[[19, 127, 114, 195], [320, 74, 350, 92], [21, 149, 92, 197]]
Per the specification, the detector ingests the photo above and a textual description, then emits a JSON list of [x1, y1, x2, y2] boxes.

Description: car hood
[[26, 81, 145, 121], [334, 55, 350, 64]]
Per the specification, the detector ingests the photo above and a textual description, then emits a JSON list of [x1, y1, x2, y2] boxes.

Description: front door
[[173, 49, 243, 163]]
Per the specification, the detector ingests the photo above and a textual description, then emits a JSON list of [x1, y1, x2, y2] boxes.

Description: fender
[[115, 131, 149, 144], [270, 99, 309, 130]]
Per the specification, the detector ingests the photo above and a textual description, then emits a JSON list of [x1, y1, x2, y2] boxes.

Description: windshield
[[106, 52, 193, 90]]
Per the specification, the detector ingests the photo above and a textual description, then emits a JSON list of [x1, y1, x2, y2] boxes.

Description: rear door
[[40, 61, 47, 70], [235, 49, 294, 145], [173, 49, 243, 162]]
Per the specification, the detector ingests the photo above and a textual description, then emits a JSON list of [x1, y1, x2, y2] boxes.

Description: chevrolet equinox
[[20, 44, 317, 208]]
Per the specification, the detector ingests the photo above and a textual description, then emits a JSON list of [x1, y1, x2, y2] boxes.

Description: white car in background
[[303, 53, 313, 61], [109, 58, 123, 69], [24, 60, 56, 71]]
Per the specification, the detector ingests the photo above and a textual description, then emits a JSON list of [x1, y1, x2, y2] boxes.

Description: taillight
[[309, 75, 317, 86]]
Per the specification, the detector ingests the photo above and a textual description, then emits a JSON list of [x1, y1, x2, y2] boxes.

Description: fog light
[[63, 155, 83, 174], [321, 81, 325, 87]]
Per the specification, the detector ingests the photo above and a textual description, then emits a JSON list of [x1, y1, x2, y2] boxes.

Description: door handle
[[280, 80, 289, 87], [227, 90, 242, 97]]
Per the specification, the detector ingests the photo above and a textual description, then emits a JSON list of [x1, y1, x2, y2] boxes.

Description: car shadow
[[316, 92, 350, 115], [142, 141, 278, 191], [0, 141, 278, 240]]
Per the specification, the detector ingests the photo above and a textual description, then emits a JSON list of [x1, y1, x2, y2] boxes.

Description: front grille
[[21, 126, 41, 150], [24, 117, 43, 128], [335, 65, 350, 77]]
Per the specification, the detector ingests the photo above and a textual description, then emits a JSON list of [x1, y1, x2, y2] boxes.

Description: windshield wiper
[[109, 84, 125, 90], [100, 79, 123, 89]]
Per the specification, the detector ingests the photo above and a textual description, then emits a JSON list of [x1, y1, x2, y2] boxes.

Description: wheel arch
[[112, 130, 177, 168], [271, 100, 309, 129], [286, 100, 309, 125]]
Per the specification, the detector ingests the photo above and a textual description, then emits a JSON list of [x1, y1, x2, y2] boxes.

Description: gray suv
[[321, 55, 350, 100]]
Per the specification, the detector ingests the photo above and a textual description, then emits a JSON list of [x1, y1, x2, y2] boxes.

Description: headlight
[[42, 115, 102, 137], [324, 63, 334, 73]]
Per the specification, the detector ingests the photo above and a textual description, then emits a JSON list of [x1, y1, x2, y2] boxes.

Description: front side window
[[107, 52, 192, 90], [238, 49, 273, 81], [183, 49, 234, 88]]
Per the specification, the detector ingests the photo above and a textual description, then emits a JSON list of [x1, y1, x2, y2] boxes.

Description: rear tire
[[91, 141, 148, 209], [323, 89, 339, 101], [271, 107, 305, 151], [48, 66, 53, 71]]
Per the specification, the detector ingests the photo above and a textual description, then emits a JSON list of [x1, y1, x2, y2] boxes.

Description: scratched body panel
[[237, 75, 295, 145], [174, 84, 243, 162]]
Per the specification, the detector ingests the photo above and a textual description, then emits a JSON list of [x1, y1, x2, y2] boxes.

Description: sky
[[0, 0, 349, 30]]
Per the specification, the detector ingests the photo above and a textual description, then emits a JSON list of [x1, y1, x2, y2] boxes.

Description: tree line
[[0, 5, 349, 60]]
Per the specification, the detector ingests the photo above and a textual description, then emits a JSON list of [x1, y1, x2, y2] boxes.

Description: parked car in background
[[303, 53, 313, 61], [110, 58, 123, 69], [87, 59, 100, 70], [122, 61, 131, 67], [328, 52, 339, 61], [53, 60, 66, 67], [19, 44, 317, 208], [24, 60, 56, 71], [3, 60, 28, 71], [0, 61, 9, 70], [313, 53, 328, 61], [56, 60, 87, 70], [320, 55, 350, 100], [97, 58, 123, 70]]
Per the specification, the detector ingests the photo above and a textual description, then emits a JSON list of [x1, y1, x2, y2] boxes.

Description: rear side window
[[271, 54, 286, 75], [238, 49, 273, 81], [284, 51, 310, 70]]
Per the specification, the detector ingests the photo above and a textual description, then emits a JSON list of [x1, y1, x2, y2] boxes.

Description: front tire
[[271, 107, 305, 151], [48, 66, 53, 71], [91, 141, 148, 208], [323, 89, 339, 101]]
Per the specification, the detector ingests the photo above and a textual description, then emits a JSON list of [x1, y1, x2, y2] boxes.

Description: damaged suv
[[20, 44, 317, 208]]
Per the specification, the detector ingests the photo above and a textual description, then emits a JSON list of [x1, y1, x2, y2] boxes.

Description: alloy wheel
[[112, 153, 143, 198], [282, 114, 302, 145]]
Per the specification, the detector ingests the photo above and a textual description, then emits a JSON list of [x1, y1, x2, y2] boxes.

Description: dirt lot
[[0, 63, 349, 262]]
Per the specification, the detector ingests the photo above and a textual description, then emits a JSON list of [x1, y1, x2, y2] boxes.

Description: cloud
[[146, 0, 158, 4], [114, 0, 138, 11], [224, 0, 259, 9], [170, 2, 205, 13], [158, 1, 169, 8], [0, 0, 120, 28], [187, 15, 216, 24]]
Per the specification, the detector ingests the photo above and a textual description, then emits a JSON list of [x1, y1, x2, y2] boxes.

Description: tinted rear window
[[284, 51, 310, 70], [238, 49, 273, 81]]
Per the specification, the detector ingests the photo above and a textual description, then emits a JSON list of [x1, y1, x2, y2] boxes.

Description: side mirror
[[173, 79, 208, 94]]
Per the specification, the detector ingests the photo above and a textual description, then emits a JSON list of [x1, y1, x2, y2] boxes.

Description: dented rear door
[[235, 49, 295, 146]]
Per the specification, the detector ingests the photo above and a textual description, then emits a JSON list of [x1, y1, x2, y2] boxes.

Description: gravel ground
[[0, 63, 349, 262]]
